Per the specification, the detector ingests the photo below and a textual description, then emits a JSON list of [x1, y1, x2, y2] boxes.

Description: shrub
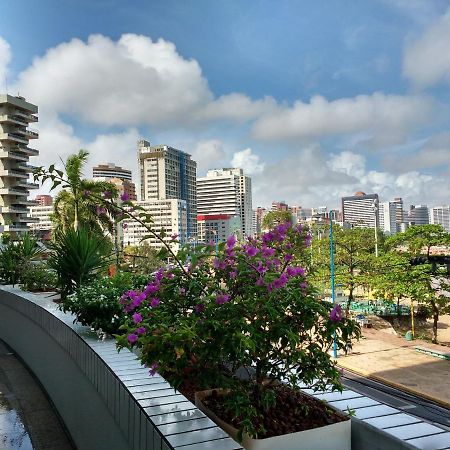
[[61, 272, 150, 334], [20, 264, 57, 292]]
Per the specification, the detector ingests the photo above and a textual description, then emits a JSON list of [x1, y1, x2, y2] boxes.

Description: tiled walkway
[[0, 339, 73, 450]]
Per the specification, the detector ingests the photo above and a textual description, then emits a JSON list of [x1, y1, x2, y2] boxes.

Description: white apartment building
[[93, 163, 132, 181], [138, 139, 196, 238], [197, 214, 242, 244], [0, 94, 39, 234], [378, 201, 398, 235], [341, 191, 379, 228], [29, 205, 53, 232], [122, 199, 187, 251], [197, 168, 252, 238], [429, 205, 450, 232]]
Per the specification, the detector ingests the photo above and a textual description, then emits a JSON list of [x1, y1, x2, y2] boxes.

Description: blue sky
[[1, 0, 450, 208]]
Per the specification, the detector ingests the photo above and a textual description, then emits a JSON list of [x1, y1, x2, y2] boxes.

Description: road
[[342, 368, 450, 429]]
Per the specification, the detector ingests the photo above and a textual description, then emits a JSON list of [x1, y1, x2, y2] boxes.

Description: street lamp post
[[329, 211, 338, 358], [372, 201, 379, 257]]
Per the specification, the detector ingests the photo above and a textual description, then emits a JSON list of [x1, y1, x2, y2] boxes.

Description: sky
[[1, 0, 450, 209]]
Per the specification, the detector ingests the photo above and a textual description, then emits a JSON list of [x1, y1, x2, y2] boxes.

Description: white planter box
[[195, 389, 351, 450]]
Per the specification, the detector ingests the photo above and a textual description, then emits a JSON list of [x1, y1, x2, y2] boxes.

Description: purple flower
[[273, 273, 288, 289], [230, 270, 237, 279], [261, 246, 275, 258], [96, 206, 106, 215], [171, 233, 179, 240], [212, 258, 220, 269], [82, 190, 91, 198], [120, 192, 130, 202], [295, 223, 303, 233], [304, 234, 312, 247], [245, 246, 259, 257], [300, 281, 308, 290], [103, 190, 113, 199], [149, 362, 158, 376], [136, 326, 146, 335], [330, 304, 343, 323], [122, 223, 128, 229], [284, 253, 293, 262], [194, 303, 205, 314], [262, 232, 274, 244], [127, 333, 138, 344], [287, 266, 305, 277], [179, 287, 186, 296], [150, 298, 160, 308], [215, 294, 230, 305], [144, 282, 160, 296], [255, 277, 265, 287], [226, 235, 237, 249], [132, 312, 143, 324]]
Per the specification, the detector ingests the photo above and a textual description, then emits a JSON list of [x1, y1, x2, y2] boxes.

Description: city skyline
[[1, 1, 450, 208]]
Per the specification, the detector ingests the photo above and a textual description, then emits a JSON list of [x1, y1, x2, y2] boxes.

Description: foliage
[[123, 244, 161, 274], [385, 224, 450, 343], [34, 149, 119, 235], [116, 223, 360, 438], [310, 225, 377, 312], [48, 227, 112, 299], [262, 211, 292, 230], [61, 272, 150, 334], [0, 234, 43, 285], [19, 264, 57, 292]]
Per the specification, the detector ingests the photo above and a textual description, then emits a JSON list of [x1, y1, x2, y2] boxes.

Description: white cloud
[[191, 139, 226, 174], [251, 93, 432, 143], [231, 148, 265, 175], [0, 37, 11, 86], [403, 7, 450, 87], [328, 151, 366, 179]]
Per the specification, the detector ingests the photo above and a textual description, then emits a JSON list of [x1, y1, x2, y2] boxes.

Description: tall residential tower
[[0, 95, 39, 234], [197, 168, 252, 238], [137, 139, 197, 238]]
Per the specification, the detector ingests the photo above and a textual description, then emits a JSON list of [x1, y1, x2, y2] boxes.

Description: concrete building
[[271, 201, 289, 211], [197, 168, 252, 238], [379, 201, 398, 235], [0, 94, 39, 234], [93, 176, 137, 201], [122, 199, 187, 251], [93, 163, 132, 181], [35, 194, 53, 206], [197, 214, 242, 244], [407, 205, 429, 226], [429, 205, 450, 232], [93, 163, 136, 201], [28, 205, 53, 234], [138, 139, 196, 238], [341, 191, 379, 228]]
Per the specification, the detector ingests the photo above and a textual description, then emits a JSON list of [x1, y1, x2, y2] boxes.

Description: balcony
[[0, 132, 29, 144], [0, 149, 29, 162], [1, 169, 29, 179], [17, 146, 39, 157], [17, 163, 37, 172], [24, 129, 39, 139], [13, 198, 39, 207], [16, 215, 40, 223], [0, 224, 30, 233], [0, 205, 28, 214], [16, 181, 39, 189], [0, 187, 28, 196], [0, 114, 29, 126], [13, 111, 38, 122]]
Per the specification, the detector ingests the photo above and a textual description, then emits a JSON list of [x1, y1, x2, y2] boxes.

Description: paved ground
[[337, 320, 450, 408], [0, 340, 73, 450]]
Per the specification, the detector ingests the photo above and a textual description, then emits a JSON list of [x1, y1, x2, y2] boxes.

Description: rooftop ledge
[[0, 286, 447, 450]]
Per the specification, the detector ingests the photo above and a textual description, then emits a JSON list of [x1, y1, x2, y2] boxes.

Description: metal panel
[[157, 417, 217, 435], [353, 404, 399, 420], [166, 427, 230, 447], [315, 390, 363, 402], [174, 438, 242, 450], [363, 413, 421, 429], [150, 409, 206, 426], [328, 396, 380, 410], [406, 432, 450, 449], [383, 422, 447, 441]]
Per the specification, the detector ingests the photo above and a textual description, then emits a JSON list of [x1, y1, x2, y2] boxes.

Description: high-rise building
[[197, 168, 252, 238], [93, 163, 136, 201], [29, 205, 53, 233], [379, 201, 397, 235], [407, 205, 429, 226], [341, 191, 379, 228], [93, 163, 132, 181], [122, 199, 187, 250], [197, 214, 242, 244], [138, 139, 197, 238], [0, 95, 39, 234], [392, 197, 404, 231], [35, 194, 53, 206], [429, 205, 450, 232], [271, 201, 289, 211]]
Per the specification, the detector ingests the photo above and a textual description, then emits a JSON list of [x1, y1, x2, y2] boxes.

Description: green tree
[[386, 224, 450, 343], [35, 150, 118, 235], [262, 211, 292, 230], [311, 225, 378, 313], [123, 243, 161, 274]]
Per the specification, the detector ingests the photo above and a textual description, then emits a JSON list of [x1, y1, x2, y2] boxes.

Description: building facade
[[197, 168, 252, 238], [378, 201, 398, 235], [121, 199, 187, 250], [93, 176, 137, 201], [93, 163, 132, 181], [341, 191, 379, 228], [138, 139, 196, 238], [28, 205, 53, 233], [0, 95, 39, 234], [35, 194, 53, 206], [197, 214, 242, 244], [407, 205, 429, 226], [429, 205, 450, 232]]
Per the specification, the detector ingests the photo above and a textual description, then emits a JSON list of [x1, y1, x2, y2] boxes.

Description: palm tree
[[52, 150, 118, 236]]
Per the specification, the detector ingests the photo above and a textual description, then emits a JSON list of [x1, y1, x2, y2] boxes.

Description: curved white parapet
[[0, 286, 242, 450]]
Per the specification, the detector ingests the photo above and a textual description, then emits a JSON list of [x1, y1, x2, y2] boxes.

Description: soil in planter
[[203, 385, 348, 439]]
